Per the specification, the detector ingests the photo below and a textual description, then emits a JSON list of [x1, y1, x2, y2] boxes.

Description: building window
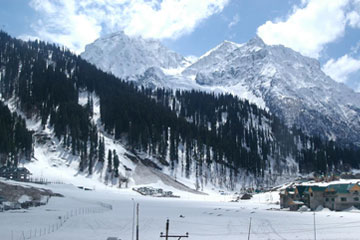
[[341, 197, 347, 202], [354, 197, 359, 201], [331, 198, 335, 202], [325, 198, 329, 202]]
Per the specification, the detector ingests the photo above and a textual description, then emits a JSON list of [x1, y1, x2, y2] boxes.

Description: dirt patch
[[133, 163, 207, 195], [0, 181, 62, 202]]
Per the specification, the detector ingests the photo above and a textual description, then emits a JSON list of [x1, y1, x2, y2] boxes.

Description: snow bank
[[344, 206, 360, 213], [18, 195, 31, 203], [298, 205, 310, 212]]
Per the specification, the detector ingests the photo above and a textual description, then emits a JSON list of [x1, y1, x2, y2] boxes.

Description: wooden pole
[[136, 203, 139, 240], [165, 219, 169, 240], [248, 217, 252, 240], [160, 219, 189, 239], [132, 200, 135, 240], [313, 212, 317, 240]]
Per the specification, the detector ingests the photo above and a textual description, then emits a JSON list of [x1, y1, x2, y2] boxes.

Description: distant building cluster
[[0, 167, 31, 181], [280, 182, 360, 211], [0, 194, 49, 212], [133, 187, 179, 198]]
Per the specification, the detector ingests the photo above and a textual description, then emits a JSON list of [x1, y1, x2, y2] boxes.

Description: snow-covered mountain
[[184, 36, 360, 143], [80, 31, 189, 79], [1, 30, 359, 195], [81, 33, 360, 144]]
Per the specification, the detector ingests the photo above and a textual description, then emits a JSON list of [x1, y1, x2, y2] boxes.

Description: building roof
[[326, 184, 360, 194], [304, 186, 327, 193]]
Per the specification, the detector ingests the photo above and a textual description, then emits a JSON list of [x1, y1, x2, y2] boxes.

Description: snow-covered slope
[[184, 36, 360, 143], [182, 40, 243, 76], [20, 91, 214, 193], [81, 31, 189, 79], [10, 90, 280, 195], [82, 33, 360, 144]]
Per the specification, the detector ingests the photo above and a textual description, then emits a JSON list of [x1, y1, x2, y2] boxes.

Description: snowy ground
[[2, 93, 359, 240], [1, 181, 360, 240]]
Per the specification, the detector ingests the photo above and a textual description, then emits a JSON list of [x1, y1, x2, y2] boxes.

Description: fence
[[27, 177, 65, 185], [10, 202, 113, 240]]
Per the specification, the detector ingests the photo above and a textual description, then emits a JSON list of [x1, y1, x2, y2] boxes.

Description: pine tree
[[107, 149, 112, 173], [113, 150, 120, 177], [98, 137, 105, 163]]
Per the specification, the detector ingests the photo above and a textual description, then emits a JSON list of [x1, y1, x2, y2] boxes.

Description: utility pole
[[131, 199, 135, 240], [165, 218, 169, 240], [313, 212, 317, 240], [248, 217, 252, 240], [160, 219, 189, 240], [136, 203, 139, 240]]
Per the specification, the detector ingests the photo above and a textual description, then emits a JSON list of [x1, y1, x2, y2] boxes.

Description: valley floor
[[1, 181, 360, 240]]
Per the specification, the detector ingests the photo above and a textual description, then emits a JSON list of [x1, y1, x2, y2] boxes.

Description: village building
[[0, 167, 31, 181], [3, 201, 21, 211], [280, 182, 360, 211], [302, 186, 327, 210], [323, 184, 360, 211], [279, 187, 296, 209], [240, 193, 253, 200], [288, 200, 305, 211]]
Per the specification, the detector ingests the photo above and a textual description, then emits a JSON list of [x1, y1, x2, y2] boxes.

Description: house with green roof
[[280, 183, 360, 211], [302, 186, 327, 210], [323, 183, 360, 211]]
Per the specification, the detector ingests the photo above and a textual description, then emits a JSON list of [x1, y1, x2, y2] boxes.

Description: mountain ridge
[[1, 30, 360, 192], [81, 31, 189, 80], [81, 32, 360, 144]]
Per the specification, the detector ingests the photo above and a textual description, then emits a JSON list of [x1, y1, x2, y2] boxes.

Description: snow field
[[1, 182, 360, 240]]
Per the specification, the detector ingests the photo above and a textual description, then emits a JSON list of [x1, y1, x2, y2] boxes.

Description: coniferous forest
[[0, 31, 359, 187], [0, 101, 32, 167]]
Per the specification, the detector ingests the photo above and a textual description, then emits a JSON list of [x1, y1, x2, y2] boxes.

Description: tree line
[[0, 30, 359, 188]]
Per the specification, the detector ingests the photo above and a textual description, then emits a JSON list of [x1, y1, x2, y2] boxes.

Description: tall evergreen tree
[[113, 150, 120, 177], [107, 149, 112, 173]]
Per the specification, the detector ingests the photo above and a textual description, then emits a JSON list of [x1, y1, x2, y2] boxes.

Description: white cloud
[[257, 0, 358, 59], [347, 0, 360, 28], [351, 41, 360, 54], [347, 11, 360, 27], [228, 14, 240, 28], [322, 54, 360, 83], [28, 0, 229, 53]]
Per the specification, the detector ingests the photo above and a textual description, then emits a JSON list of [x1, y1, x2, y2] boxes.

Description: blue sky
[[163, 0, 301, 57], [1, 0, 359, 91]]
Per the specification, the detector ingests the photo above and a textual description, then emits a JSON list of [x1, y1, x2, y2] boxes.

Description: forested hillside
[[0, 31, 359, 189], [0, 101, 32, 167]]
